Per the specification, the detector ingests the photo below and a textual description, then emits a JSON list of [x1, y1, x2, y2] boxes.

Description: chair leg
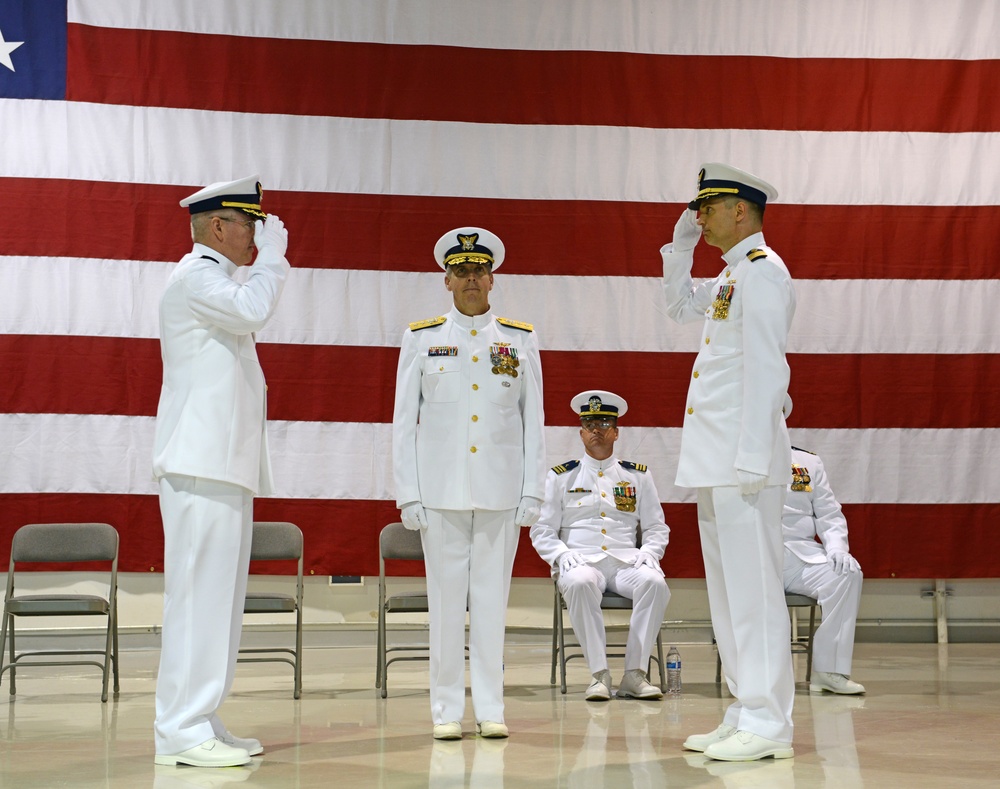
[[112, 598, 120, 695], [558, 600, 568, 695], [294, 607, 303, 700], [805, 605, 817, 682], [8, 617, 16, 696], [654, 629, 666, 692], [101, 609, 113, 703], [550, 592, 559, 686], [0, 609, 9, 692]]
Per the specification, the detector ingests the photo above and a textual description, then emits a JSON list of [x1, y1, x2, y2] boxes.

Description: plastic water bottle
[[666, 646, 682, 694]]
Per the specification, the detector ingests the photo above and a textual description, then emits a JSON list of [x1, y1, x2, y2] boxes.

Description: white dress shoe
[[683, 723, 736, 752], [433, 721, 463, 740], [703, 730, 793, 762], [585, 669, 612, 701], [154, 737, 251, 767], [218, 731, 264, 756], [616, 669, 663, 700], [476, 720, 509, 738], [810, 671, 866, 695]]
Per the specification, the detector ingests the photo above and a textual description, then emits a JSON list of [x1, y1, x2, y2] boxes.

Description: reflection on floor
[[1, 641, 998, 788]]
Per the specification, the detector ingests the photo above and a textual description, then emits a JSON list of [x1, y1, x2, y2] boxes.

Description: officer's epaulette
[[746, 248, 768, 262], [551, 459, 580, 475], [619, 460, 647, 473], [409, 316, 447, 331], [791, 446, 817, 455], [496, 316, 534, 332]]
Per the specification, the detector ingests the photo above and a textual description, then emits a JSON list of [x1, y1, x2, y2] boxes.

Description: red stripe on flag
[[1, 178, 995, 280], [3, 336, 997, 429], [67, 25, 1000, 133], [2, 494, 995, 578]]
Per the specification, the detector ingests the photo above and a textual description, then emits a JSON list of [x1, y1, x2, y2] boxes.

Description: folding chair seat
[[237, 521, 304, 698], [1, 523, 120, 702]]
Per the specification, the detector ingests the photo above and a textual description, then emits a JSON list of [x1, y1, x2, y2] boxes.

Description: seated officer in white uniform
[[530, 391, 670, 701], [784, 440, 866, 695]]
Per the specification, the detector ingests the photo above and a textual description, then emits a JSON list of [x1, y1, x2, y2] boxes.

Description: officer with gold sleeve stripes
[[391, 226, 546, 741], [661, 163, 797, 762], [530, 390, 670, 702]]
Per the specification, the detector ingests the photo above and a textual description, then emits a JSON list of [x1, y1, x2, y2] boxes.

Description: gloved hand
[[514, 496, 543, 527], [671, 208, 702, 253], [400, 501, 428, 531], [829, 551, 861, 574], [633, 551, 661, 572], [254, 214, 288, 258], [558, 551, 586, 575], [737, 469, 768, 497]]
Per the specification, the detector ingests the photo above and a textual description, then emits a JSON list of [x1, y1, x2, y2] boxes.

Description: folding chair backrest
[[249, 522, 303, 561], [379, 522, 424, 562], [12, 523, 118, 564]]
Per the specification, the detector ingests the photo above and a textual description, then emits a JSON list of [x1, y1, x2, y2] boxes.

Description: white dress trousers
[[154, 475, 253, 753], [699, 485, 795, 743], [420, 507, 520, 725]]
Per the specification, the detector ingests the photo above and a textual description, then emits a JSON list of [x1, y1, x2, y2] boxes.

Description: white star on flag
[[0, 27, 25, 72]]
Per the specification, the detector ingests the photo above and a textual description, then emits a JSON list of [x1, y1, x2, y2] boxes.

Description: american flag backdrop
[[1, 0, 998, 578]]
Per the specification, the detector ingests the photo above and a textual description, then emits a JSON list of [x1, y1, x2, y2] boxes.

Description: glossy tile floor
[[1, 640, 998, 788]]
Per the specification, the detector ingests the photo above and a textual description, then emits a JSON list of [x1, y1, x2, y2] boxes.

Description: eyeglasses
[[449, 264, 490, 279], [217, 216, 256, 231], [581, 419, 616, 432]]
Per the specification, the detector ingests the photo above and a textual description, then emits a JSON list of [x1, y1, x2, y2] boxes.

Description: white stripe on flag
[[3, 258, 997, 355], [0, 413, 995, 504], [4, 99, 999, 206], [69, 0, 1000, 60]]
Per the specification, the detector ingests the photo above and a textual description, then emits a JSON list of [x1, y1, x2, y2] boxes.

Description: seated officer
[[530, 390, 670, 701], [784, 438, 866, 695]]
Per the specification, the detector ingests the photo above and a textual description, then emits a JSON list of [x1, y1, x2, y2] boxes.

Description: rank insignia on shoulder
[[409, 316, 447, 331], [551, 459, 580, 475], [618, 460, 647, 473], [791, 446, 817, 455], [747, 248, 767, 262], [496, 317, 534, 332]]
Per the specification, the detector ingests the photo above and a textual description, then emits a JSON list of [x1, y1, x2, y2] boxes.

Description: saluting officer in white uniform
[[661, 163, 797, 762], [392, 227, 546, 740], [784, 441, 865, 695], [152, 176, 290, 768], [530, 391, 670, 701]]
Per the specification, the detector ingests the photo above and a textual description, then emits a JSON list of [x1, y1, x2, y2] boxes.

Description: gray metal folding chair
[[715, 592, 820, 683], [551, 583, 667, 694], [375, 522, 432, 699], [237, 521, 304, 698], [0, 523, 120, 702]]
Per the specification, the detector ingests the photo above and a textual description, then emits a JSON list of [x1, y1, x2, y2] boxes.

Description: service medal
[[712, 283, 735, 321], [490, 344, 520, 378], [613, 483, 637, 513], [791, 464, 812, 492]]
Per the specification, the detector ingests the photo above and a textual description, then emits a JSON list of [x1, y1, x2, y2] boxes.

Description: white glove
[[737, 469, 768, 497], [400, 502, 428, 531], [254, 214, 288, 258], [671, 208, 702, 253], [514, 496, 543, 528], [829, 551, 861, 574], [633, 552, 661, 572], [558, 551, 586, 575]]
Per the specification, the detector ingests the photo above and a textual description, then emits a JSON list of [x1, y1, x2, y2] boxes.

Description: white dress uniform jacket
[[661, 232, 795, 487], [783, 448, 850, 562], [153, 242, 289, 494], [392, 306, 546, 510], [530, 455, 669, 570]]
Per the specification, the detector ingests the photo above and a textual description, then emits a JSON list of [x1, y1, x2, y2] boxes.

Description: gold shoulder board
[[747, 248, 767, 262], [496, 317, 534, 332], [618, 460, 647, 473], [551, 459, 580, 475], [409, 316, 447, 331]]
